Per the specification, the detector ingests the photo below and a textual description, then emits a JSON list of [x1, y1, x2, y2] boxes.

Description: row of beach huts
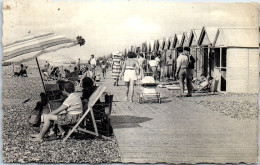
[[118, 26, 259, 94]]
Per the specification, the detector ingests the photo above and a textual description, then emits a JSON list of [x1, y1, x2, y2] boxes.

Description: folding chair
[[62, 85, 107, 143], [92, 93, 113, 136]]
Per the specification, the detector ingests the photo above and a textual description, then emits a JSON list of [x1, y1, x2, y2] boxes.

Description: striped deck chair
[[62, 85, 107, 143]]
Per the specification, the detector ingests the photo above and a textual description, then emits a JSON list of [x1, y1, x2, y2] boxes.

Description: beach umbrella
[[2, 32, 85, 92]]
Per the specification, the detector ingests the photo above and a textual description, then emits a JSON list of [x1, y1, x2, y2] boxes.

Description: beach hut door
[[213, 48, 226, 91]]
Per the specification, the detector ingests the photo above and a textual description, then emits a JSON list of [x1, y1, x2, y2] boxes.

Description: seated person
[[19, 64, 28, 77], [68, 67, 79, 81], [30, 81, 83, 142], [192, 74, 213, 91], [81, 77, 103, 112], [82, 77, 97, 101]]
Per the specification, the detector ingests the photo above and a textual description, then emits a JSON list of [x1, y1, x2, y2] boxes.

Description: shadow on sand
[[111, 115, 153, 129]]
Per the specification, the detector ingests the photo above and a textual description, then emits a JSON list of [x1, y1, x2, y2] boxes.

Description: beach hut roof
[[172, 34, 183, 48], [168, 37, 174, 50], [213, 28, 259, 48], [198, 27, 219, 46], [158, 39, 164, 51], [189, 29, 202, 47], [163, 38, 170, 50], [153, 40, 159, 52], [182, 32, 191, 47]]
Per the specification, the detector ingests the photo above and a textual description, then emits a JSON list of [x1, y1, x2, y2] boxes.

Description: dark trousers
[[178, 68, 192, 95]]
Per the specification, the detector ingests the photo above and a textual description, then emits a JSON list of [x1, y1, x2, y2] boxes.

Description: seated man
[[30, 81, 83, 142]]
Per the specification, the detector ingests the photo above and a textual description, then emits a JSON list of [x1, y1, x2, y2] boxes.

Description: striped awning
[[3, 33, 82, 65]]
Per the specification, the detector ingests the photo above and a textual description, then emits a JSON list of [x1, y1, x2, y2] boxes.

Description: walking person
[[120, 52, 139, 102], [175, 47, 193, 97], [111, 52, 123, 86], [90, 55, 97, 76], [101, 61, 107, 79], [77, 58, 81, 71], [137, 53, 145, 80]]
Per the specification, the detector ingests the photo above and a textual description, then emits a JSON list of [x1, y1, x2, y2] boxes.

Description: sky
[[2, 0, 259, 62]]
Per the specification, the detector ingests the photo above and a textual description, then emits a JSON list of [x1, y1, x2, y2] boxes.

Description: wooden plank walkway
[[103, 71, 258, 164]]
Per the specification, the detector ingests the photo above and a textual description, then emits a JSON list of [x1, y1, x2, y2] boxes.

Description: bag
[[28, 114, 41, 127]]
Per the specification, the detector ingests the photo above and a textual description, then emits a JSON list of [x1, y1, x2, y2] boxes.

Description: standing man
[[186, 47, 196, 80], [155, 53, 161, 80], [77, 58, 81, 71], [175, 47, 193, 97], [90, 55, 97, 76], [44, 61, 50, 72], [166, 54, 173, 79]]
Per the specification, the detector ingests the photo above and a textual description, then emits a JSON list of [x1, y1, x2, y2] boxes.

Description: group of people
[[12, 64, 28, 77], [110, 46, 198, 101], [30, 74, 98, 142]]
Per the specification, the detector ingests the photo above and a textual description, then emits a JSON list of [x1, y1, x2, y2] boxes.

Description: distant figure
[[77, 58, 81, 71], [120, 52, 139, 102], [90, 55, 97, 76], [101, 61, 107, 79], [19, 64, 28, 77], [44, 61, 50, 72], [166, 54, 174, 79], [137, 53, 145, 80], [148, 56, 158, 80]]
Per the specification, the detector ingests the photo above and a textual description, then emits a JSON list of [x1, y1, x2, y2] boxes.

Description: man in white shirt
[[175, 47, 192, 97], [90, 54, 97, 75]]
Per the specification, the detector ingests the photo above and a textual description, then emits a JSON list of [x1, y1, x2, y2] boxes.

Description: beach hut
[[212, 27, 259, 93], [153, 40, 159, 53], [172, 34, 183, 60], [187, 29, 202, 78], [197, 26, 219, 78], [182, 32, 191, 47]]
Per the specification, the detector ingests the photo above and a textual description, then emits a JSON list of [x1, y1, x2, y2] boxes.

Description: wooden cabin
[[212, 28, 259, 93], [188, 29, 202, 78], [197, 26, 219, 80]]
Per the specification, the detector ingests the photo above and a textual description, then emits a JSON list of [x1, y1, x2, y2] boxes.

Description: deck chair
[[62, 85, 107, 143], [44, 84, 63, 111], [91, 93, 113, 136]]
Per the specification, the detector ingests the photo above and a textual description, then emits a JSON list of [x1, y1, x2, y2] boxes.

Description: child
[[30, 81, 83, 142], [28, 93, 48, 127]]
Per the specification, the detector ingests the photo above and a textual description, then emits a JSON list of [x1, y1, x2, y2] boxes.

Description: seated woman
[[19, 64, 28, 77], [30, 81, 83, 142], [81, 77, 104, 111], [82, 76, 97, 101]]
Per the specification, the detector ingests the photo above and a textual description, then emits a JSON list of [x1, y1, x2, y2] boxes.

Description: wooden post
[[208, 46, 210, 77], [36, 58, 46, 93]]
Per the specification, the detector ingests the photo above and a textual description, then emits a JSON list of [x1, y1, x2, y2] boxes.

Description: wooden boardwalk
[[103, 73, 258, 164]]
